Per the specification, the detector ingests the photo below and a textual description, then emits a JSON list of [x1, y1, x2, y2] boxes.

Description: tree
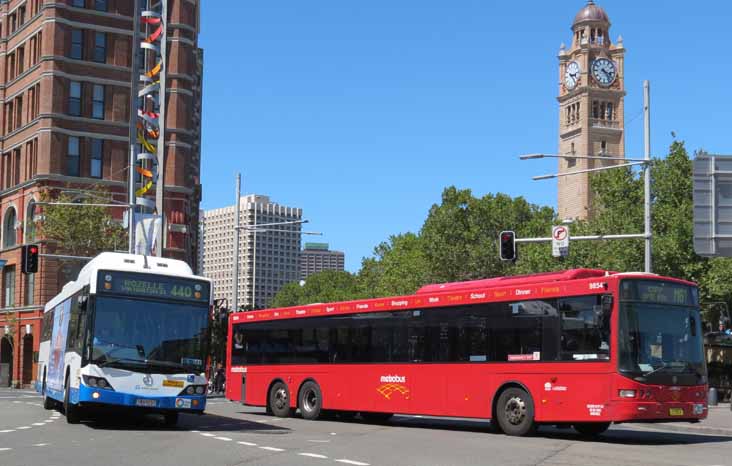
[[358, 233, 429, 297], [271, 270, 362, 308], [39, 189, 127, 257]]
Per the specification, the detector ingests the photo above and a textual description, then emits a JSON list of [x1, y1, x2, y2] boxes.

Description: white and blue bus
[[36, 252, 212, 425]]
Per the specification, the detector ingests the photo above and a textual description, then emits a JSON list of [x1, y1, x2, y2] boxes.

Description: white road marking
[[32, 423, 45, 426], [0, 447, 12, 451], [307, 440, 330, 443], [330, 432, 337, 436], [189, 430, 200, 433], [335, 460, 370, 466], [33, 443, 48, 447], [237, 441, 257, 446], [259, 446, 285, 452], [200, 433, 216, 437], [214, 436, 232, 441], [44, 420, 53, 423], [299, 453, 329, 459], [0, 430, 16, 433], [12, 401, 21, 404], [16, 426, 31, 430]]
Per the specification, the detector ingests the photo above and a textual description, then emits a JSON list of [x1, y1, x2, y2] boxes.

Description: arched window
[[25, 201, 37, 242], [3, 207, 17, 248]]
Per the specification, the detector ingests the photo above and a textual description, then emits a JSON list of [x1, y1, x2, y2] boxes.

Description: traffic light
[[21, 244, 39, 274], [499, 231, 516, 261]]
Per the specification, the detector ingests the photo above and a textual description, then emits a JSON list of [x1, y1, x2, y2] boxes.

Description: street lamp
[[519, 81, 653, 273]]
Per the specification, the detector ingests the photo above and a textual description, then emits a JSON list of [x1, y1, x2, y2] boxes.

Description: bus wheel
[[63, 379, 81, 424], [42, 373, 54, 410], [573, 422, 610, 437], [495, 387, 536, 436], [361, 412, 393, 423], [268, 381, 293, 418], [164, 412, 179, 427], [299, 381, 323, 421]]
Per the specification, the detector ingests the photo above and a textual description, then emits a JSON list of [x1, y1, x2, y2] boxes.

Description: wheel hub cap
[[505, 396, 526, 425]]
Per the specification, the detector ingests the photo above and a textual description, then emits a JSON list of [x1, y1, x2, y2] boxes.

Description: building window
[[67, 136, 80, 176], [3, 208, 17, 248], [26, 201, 37, 242], [70, 29, 83, 59], [606, 102, 614, 121], [600, 140, 607, 155], [3, 266, 15, 308], [567, 142, 576, 168], [72, 0, 85, 7], [24, 272, 35, 306], [93, 32, 106, 63], [92, 84, 104, 119], [90, 138, 103, 178], [69, 81, 81, 116], [94, 0, 107, 11]]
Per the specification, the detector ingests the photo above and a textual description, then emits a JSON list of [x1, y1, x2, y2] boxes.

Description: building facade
[[0, 0, 203, 388], [299, 242, 344, 280], [557, 1, 625, 220], [202, 195, 303, 310]]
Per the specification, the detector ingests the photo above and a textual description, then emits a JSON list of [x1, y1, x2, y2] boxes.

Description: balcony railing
[[591, 118, 620, 129]]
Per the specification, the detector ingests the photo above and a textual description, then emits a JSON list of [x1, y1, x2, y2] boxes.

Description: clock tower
[[557, 1, 625, 220]]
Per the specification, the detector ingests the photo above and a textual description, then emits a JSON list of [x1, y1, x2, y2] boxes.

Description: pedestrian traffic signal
[[499, 231, 516, 261], [21, 244, 39, 274]]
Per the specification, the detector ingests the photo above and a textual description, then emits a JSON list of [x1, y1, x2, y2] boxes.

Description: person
[[234, 331, 245, 350], [214, 363, 226, 394]]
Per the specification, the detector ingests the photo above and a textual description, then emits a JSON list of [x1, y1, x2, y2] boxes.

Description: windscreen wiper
[[95, 357, 147, 368]]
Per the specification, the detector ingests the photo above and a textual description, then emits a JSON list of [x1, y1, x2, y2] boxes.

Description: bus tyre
[[64, 383, 80, 424], [573, 422, 610, 437], [495, 387, 536, 436], [164, 412, 179, 427], [42, 376, 54, 410], [268, 381, 293, 418], [299, 381, 323, 421]]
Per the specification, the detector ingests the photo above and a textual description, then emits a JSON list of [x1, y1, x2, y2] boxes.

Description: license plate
[[669, 408, 684, 416], [135, 399, 157, 408]]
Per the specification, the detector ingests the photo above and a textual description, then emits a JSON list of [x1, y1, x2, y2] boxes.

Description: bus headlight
[[195, 386, 205, 395], [83, 375, 114, 391], [186, 386, 196, 395]]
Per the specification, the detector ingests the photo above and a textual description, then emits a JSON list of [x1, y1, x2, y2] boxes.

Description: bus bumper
[[609, 400, 707, 423], [77, 384, 206, 412]]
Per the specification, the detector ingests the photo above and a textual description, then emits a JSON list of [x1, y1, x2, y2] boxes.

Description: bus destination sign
[[621, 280, 698, 306], [97, 270, 210, 303]]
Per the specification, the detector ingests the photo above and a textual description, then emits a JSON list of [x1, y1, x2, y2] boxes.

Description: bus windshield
[[618, 280, 705, 385], [90, 296, 209, 374]]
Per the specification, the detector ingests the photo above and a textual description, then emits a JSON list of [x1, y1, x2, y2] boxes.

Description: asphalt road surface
[[1, 388, 730, 466]]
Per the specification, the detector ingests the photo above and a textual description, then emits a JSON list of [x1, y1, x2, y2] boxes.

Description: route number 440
[[171, 285, 193, 298]]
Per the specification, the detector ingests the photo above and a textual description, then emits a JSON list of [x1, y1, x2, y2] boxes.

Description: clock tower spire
[[557, 1, 625, 220]]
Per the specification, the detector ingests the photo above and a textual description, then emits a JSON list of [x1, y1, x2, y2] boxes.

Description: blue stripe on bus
[[77, 383, 206, 411]]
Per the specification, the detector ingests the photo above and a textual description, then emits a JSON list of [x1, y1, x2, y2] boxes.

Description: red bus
[[225, 269, 708, 436]]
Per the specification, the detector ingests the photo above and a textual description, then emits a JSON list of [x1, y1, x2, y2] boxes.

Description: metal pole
[[127, 0, 141, 254], [643, 80, 652, 273], [232, 174, 241, 312], [155, 0, 168, 257]]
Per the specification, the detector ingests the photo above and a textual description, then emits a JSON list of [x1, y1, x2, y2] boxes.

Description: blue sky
[[198, 1, 732, 272]]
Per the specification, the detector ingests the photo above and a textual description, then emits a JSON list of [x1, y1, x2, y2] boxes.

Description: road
[[1, 388, 731, 466]]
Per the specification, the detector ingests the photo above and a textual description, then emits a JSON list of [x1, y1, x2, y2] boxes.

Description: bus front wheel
[[63, 379, 81, 424], [268, 381, 293, 418], [573, 422, 610, 436], [42, 372, 54, 410], [164, 412, 179, 427], [299, 381, 323, 420], [495, 387, 536, 436]]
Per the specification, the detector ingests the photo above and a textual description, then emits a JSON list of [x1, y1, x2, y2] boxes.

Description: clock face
[[564, 61, 580, 90], [591, 58, 617, 86]]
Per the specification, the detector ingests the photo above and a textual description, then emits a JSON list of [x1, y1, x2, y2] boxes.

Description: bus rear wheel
[[299, 381, 323, 420], [573, 422, 610, 436], [268, 381, 293, 418], [495, 387, 536, 436]]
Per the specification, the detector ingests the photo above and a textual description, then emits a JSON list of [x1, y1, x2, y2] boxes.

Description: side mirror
[[601, 294, 613, 313], [78, 294, 88, 310]]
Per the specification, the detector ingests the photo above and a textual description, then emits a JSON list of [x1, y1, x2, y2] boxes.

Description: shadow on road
[[58, 408, 291, 435]]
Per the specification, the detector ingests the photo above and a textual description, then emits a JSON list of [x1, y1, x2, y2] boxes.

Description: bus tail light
[[619, 390, 637, 398]]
